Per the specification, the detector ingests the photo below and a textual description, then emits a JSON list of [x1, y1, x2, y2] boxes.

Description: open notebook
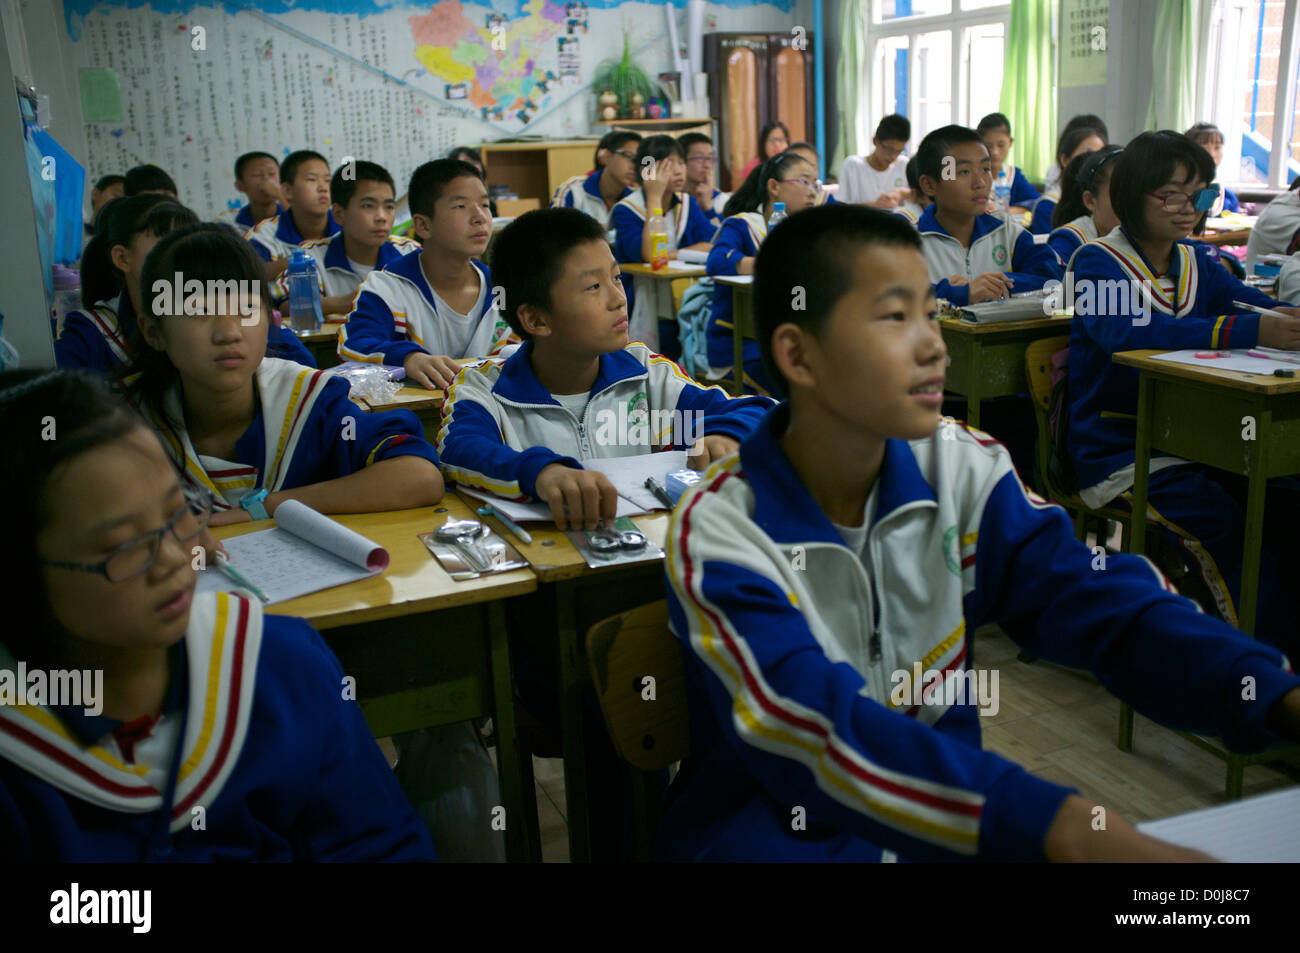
[[197, 500, 389, 605]]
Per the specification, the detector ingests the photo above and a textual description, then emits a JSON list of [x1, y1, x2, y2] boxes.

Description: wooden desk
[[295, 320, 344, 370], [716, 274, 754, 396], [622, 262, 709, 352], [463, 488, 672, 862], [939, 313, 1073, 428], [214, 496, 540, 860], [361, 384, 444, 438], [1115, 349, 1300, 799]]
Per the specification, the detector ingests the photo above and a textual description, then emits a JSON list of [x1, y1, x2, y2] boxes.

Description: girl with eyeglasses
[[1065, 130, 1300, 656], [0, 370, 436, 860], [1045, 145, 1122, 266], [703, 152, 820, 395]]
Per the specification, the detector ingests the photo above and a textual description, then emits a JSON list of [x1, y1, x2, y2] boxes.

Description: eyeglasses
[[1149, 186, 1219, 213], [40, 488, 215, 583], [611, 150, 637, 161], [779, 177, 818, 190], [686, 153, 716, 164]]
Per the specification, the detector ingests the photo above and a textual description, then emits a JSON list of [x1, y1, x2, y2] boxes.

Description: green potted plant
[[593, 31, 661, 119]]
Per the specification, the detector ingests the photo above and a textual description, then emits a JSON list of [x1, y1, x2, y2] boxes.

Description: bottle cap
[[773, 202, 785, 212]]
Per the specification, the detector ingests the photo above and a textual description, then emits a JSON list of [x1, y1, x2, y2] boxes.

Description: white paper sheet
[[715, 274, 753, 286], [457, 484, 648, 522], [1151, 347, 1300, 376], [1138, 788, 1300, 862], [583, 451, 689, 510], [671, 251, 708, 266]]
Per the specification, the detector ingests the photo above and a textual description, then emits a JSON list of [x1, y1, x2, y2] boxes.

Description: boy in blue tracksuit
[[914, 125, 1063, 307], [660, 203, 1300, 862], [977, 112, 1041, 215], [1067, 131, 1300, 652]]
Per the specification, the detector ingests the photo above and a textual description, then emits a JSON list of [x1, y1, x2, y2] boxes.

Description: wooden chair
[[584, 600, 690, 859]]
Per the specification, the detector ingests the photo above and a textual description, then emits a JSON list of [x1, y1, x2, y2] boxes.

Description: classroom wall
[[58, 0, 813, 219], [1056, 0, 1157, 146]]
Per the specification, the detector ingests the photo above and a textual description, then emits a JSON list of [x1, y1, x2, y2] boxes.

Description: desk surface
[[1113, 349, 1300, 395], [455, 489, 671, 583], [622, 262, 708, 279], [361, 383, 444, 415], [212, 495, 536, 628], [295, 317, 346, 344], [938, 313, 1072, 335]]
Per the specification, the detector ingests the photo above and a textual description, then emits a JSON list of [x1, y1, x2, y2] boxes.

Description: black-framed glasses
[[686, 153, 717, 164], [40, 488, 215, 583], [1149, 186, 1220, 213], [611, 149, 637, 161]]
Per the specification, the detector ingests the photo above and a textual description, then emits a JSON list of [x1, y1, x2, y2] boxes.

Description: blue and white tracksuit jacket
[[436, 341, 772, 501], [659, 402, 1299, 861], [1045, 214, 1098, 268], [917, 207, 1064, 306], [705, 212, 765, 371]]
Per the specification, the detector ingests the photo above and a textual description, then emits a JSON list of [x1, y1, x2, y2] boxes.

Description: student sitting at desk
[[1045, 145, 1122, 267], [246, 150, 341, 274], [705, 151, 819, 396], [438, 207, 771, 529], [213, 151, 282, 233], [1031, 124, 1107, 235], [339, 158, 517, 390], [0, 370, 436, 861], [125, 224, 443, 524], [1067, 131, 1300, 654], [976, 112, 1041, 217], [269, 160, 419, 316], [837, 114, 910, 208], [914, 125, 1064, 306], [1245, 177, 1300, 273], [678, 131, 728, 230], [658, 203, 1300, 862], [550, 130, 642, 230]]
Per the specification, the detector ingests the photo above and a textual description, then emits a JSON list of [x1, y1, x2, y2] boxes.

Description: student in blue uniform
[[125, 223, 443, 522], [1031, 124, 1107, 234], [610, 135, 715, 361], [976, 113, 1041, 216], [679, 131, 728, 230], [788, 142, 838, 206], [339, 158, 516, 389], [915, 125, 1064, 306], [1067, 131, 1300, 653], [704, 151, 819, 396], [1046, 146, 1122, 266], [214, 152, 282, 232], [0, 369, 437, 861], [658, 203, 1300, 862], [550, 131, 641, 228], [246, 150, 341, 268], [1185, 123, 1240, 215]]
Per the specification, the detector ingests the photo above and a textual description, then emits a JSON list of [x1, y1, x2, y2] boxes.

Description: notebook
[[1138, 788, 1300, 862], [196, 500, 389, 605]]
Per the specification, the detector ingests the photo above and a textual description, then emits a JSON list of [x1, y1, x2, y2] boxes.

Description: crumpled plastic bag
[[330, 363, 403, 405]]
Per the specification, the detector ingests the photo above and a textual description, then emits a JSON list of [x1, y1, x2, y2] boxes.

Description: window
[[869, 0, 1011, 147], [1202, 0, 1299, 187]]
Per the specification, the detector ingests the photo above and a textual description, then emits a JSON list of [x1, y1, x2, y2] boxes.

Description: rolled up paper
[[272, 499, 390, 571]]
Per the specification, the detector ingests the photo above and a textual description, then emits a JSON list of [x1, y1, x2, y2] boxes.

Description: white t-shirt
[[347, 257, 375, 281], [552, 391, 590, 419], [838, 154, 909, 204], [430, 266, 487, 359]]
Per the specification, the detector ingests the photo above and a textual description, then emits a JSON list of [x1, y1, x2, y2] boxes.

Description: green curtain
[[831, 0, 870, 179], [999, 0, 1056, 183], [1145, 0, 1211, 132]]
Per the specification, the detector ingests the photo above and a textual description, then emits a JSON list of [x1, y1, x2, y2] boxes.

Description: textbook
[[196, 500, 389, 604]]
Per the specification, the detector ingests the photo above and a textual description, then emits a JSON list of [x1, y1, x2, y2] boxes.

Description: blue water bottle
[[285, 248, 324, 332]]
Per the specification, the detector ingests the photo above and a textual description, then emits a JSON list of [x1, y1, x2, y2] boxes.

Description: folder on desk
[[950, 294, 1054, 324]]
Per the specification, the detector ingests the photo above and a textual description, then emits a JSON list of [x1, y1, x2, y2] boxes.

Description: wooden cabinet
[[477, 139, 600, 206], [704, 33, 816, 191]]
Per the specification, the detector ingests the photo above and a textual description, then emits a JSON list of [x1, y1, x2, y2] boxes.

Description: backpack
[[1045, 347, 1078, 496]]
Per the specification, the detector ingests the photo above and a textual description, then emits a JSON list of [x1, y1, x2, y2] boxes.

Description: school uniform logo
[[992, 244, 1008, 267], [942, 525, 961, 576], [627, 392, 649, 430]]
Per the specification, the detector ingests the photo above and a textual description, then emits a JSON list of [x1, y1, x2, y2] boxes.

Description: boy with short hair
[[216, 151, 283, 231], [339, 158, 514, 389], [658, 202, 1300, 862], [437, 207, 771, 529], [915, 124, 1063, 305], [123, 164, 178, 198], [551, 130, 642, 228], [838, 114, 910, 208], [678, 131, 728, 228], [246, 150, 341, 265], [976, 112, 1041, 215], [85, 173, 124, 245], [271, 160, 419, 315]]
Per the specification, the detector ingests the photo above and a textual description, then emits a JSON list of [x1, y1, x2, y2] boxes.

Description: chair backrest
[[1024, 335, 1071, 503], [585, 600, 691, 772]]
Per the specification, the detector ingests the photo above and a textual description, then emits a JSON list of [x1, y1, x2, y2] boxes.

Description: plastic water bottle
[[285, 248, 324, 332], [992, 171, 1011, 214], [648, 208, 669, 271], [767, 201, 787, 230]]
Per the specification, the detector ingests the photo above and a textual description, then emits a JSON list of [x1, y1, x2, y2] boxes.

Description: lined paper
[[1138, 787, 1300, 862]]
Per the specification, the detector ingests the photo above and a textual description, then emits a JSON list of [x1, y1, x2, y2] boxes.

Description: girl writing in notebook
[[0, 369, 436, 860], [124, 223, 443, 525]]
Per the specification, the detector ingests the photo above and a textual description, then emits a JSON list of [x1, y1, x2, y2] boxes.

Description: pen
[[477, 504, 533, 545], [214, 551, 269, 603], [1246, 349, 1300, 365], [645, 476, 675, 509], [1231, 300, 1293, 320]]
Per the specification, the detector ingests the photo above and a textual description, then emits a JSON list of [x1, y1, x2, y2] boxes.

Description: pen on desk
[[213, 551, 270, 603], [1231, 300, 1293, 320], [1246, 349, 1300, 365], [477, 504, 533, 545], [645, 476, 675, 509]]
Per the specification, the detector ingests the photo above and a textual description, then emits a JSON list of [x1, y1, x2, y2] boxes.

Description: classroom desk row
[[212, 488, 672, 863]]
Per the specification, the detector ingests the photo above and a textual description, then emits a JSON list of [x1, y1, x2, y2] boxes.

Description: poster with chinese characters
[[1060, 0, 1108, 88]]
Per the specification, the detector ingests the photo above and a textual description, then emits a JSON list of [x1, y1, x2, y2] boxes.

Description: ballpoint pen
[[213, 550, 270, 603], [477, 504, 533, 545], [1231, 300, 1293, 320], [644, 476, 675, 509]]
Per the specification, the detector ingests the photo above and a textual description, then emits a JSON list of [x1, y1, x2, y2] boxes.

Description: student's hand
[[946, 275, 969, 287], [197, 526, 227, 561], [534, 463, 619, 531], [1044, 794, 1218, 862], [1257, 312, 1300, 350], [644, 156, 683, 209], [686, 434, 740, 470], [209, 508, 252, 527], [968, 272, 1014, 304], [320, 293, 355, 317], [403, 352, 463, 390], [871, 193, 900, 209]]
